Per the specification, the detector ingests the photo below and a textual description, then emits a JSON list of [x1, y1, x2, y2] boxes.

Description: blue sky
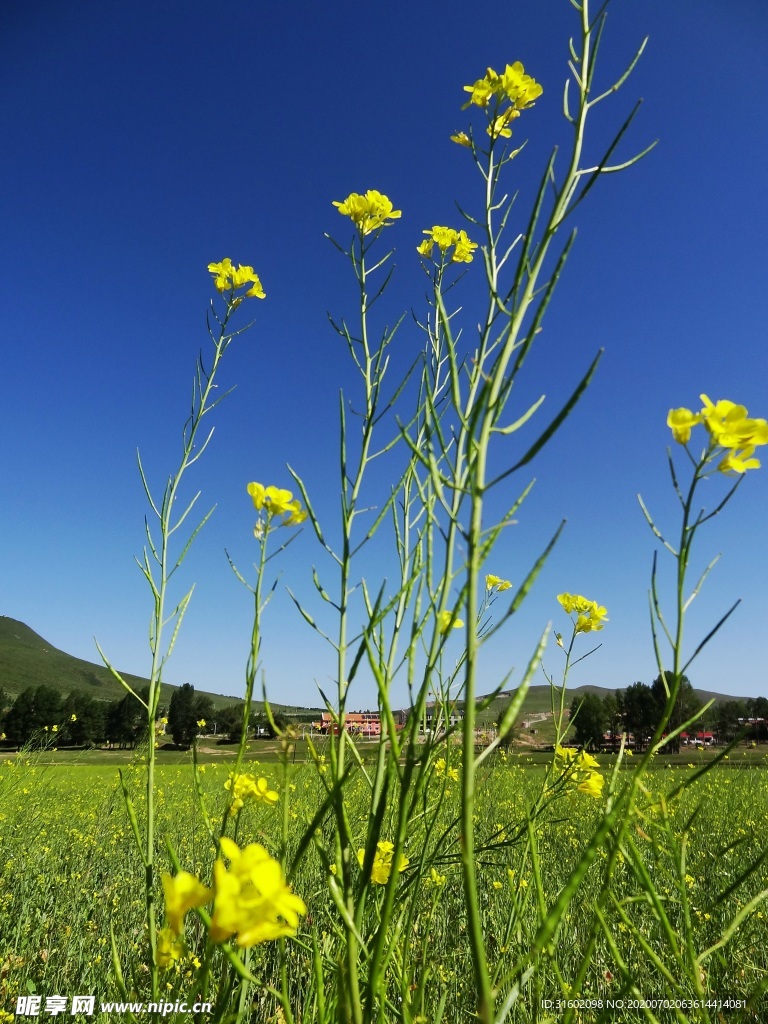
[[2, 0, 767, 707]]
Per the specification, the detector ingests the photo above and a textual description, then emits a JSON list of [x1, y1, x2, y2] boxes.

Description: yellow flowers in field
[[555, 746, 605, 799], [332, 190, 401, 235], [159, 838, 306, 959], [162, 870, 212, 936], [667, 394, 768, 474], [557, 592, 608, 634], [210, 838, 307, 947], [357, 840, 410, 885], [224, 771, 278, 816]]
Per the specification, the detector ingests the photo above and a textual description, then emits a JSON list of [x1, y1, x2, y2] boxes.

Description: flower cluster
[[485, 574, 512, 592], [434, 757, 459, 783], [159, 838, 306, 959], [207, 259, 265, 299], [457, 62, 542, 141], [357, 840, 409, 886], [417, 226, 477, 264], [557, 592, 608, 634], [332, 190, 401, 235], [224, 771, 279, 817], [555, 746, 604, 799], [667, 394, 768, 475], [247, 482, 308, 529]]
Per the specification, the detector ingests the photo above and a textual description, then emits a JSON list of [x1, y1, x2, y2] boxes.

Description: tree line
[[569, 672, 768, 751], [0, 682, 290, 749]]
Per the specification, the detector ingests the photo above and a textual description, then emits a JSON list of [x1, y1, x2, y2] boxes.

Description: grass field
[[2, 749, 767, 1023]]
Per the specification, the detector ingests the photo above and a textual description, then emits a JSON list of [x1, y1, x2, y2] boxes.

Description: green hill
[[0, 616, 321, 717]]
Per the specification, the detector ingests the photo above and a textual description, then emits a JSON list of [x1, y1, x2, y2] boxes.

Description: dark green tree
[[105, 694, 145, 748], [650, 671, 701, 751], [168, 683, 198, 747], [714, 700, 747, 744], [619, 681, 656, 752], [62, 691, 106, 746], [569, 692, 605, 750], [193, 694, 215, 731], [3, 685, 63, 744], [602, 692, 623, 751]]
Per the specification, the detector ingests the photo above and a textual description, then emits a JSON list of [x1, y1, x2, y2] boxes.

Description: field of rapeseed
[[2, 755, 767, 1022]]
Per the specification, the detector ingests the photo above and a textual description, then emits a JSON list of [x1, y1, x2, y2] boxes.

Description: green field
[[2, 752, 767, 1023]]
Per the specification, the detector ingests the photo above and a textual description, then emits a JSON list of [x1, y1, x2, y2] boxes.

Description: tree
[[619, 682, 656, 752], [602, 692, 623, 751], [714, 700, 747, 744], [62, 691, 106, 746], [168, 683, 198, 747], [217, 703, 246, 743], [105, 694, 145, 748], [569, 692, 605, 750], [650, 671, 701, 751], [3, 685, 63, 745], [193, 694, 215, 730]]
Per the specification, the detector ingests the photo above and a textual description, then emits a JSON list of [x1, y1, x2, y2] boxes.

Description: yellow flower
[[438, 610, 464, 634], [208, 258, 234, 292], [557, 593, 608, 632], [247, 482, 307, 525], [418, 226, 477, 264], [225, 772, 279, 816], [485, 574, 512, 592], [486, 107, 520, 139], [463, 63, 542, 111], [209, 837, 307, 947], [497, 61, 543, 109], [452, 229, 478, 263], [155, 926, 185, 970], [357, 840, 409, 885], [577, 771, 605, 798], [70, 714, 77, 722], [207, 259, 265, 298], [718, 446, 761, 475], [450, 131, 471, 147], [667, 407, 702, 444], [332, 190, 401, 234], [462, 75, 496, 108], [197, 719, 206, 728], [427, 867, 447, 887], [161, 871, 213, 936]]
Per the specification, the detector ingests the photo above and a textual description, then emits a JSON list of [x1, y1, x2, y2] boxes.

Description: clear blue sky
[[2, 0, 767, 707]]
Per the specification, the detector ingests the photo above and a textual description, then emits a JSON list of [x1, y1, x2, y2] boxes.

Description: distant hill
[[454, 682, 754, 726], [0, 617, 322, 717]]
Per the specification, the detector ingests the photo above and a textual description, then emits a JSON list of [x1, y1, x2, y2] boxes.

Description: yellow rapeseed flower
[[557, 592, 608, 633], [209, 837, 307, 947], [577, 771, 604, 798], [463, 63, 542, 111], [357, 840, 409, 885], [417, 226, 478, 264], [438, 610, 464, 634], [485, 574, 512, 592], [719, 446, 761, 475], [332, 190, 401, 235], [225, 772, 279, 816], [450, 131, 471, 147], [155, 926, 185, 969], [161, 870, 213, 936], [247, 482, 308, 526], [207, 259, 265, 298], [667, 407, 702, 444]]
